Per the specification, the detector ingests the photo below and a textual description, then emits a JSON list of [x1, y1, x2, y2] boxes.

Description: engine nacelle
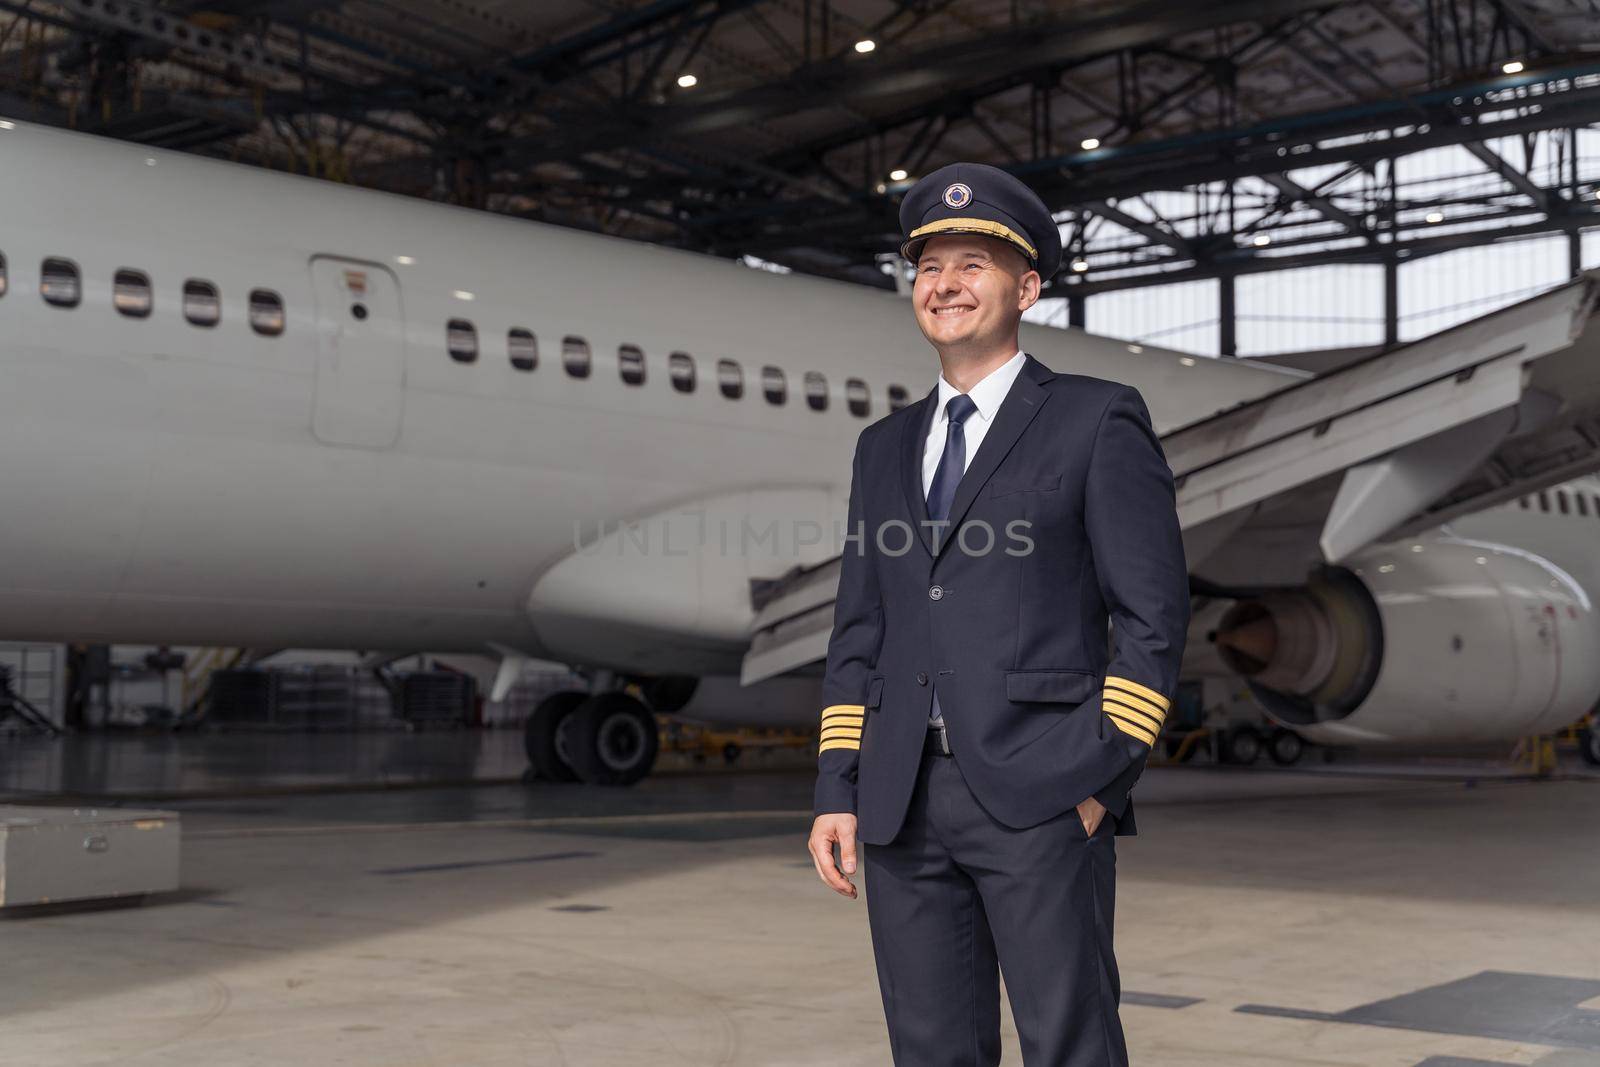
[[1214, 534, 1600, 744]]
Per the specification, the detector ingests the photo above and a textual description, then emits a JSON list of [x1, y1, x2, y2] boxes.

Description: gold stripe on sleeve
[[821, 703, 866, 721], [1105, 710, 1158, 746], [1104, 676, 1170, 711], [819, 738, 861, 754], [1104, 696, 1163, 731]]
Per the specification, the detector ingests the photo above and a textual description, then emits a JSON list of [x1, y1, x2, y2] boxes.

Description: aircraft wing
[[742, 272, 1600, 684]]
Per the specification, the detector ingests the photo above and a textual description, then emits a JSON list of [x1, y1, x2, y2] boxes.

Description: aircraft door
[[308, 256, 404, 448]]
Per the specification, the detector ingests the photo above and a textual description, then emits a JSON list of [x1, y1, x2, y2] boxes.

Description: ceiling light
[[395, 255, 416, 265], [854, 39, 876, 54], [1080, 137, 1100, 150], [1071, 258, 1089, 272], [453, 290, 475, 301], [875, 182, 887, 194], [677, 73, 698, 89], [0, 119, 14, 130], [1425, 211, 1444, 223], [889, 168, 907, 181], [1253, 234, 1271, 247], [1127, 344, 1143, 354], [144, 158, 158, 166], [1502, 60, 1524, 74], [1179, 356, 1197, 367]]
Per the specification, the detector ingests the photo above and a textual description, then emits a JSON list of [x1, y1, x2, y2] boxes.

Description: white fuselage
[[0, 118, 1293, 670]]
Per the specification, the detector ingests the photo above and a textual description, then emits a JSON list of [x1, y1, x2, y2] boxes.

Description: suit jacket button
[[916, 672, 928, 686], [928, 585, 944, 601]]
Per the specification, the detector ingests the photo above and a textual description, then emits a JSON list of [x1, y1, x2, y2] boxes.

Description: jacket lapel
[[933, 352, 1055, 557], [899, 383, 940, 559]]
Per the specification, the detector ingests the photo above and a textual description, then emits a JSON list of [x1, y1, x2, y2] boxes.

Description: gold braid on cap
[[901, 217, 1039, 263]]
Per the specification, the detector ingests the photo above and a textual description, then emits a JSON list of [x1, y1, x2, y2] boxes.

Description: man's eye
[[920, 265, 939, 273]]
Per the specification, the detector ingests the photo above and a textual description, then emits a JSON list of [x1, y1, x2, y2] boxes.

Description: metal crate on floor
[[398, 671, 476, 727], [0, 806, 180, 908], [205, 668, 273, 725], [207, 667, 363, 729]]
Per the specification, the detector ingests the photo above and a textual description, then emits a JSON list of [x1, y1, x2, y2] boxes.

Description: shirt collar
[[935, 350, 1027, 425]]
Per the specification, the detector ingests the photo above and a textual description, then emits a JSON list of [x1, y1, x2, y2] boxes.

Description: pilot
[[805, 161, 1190, 1065]]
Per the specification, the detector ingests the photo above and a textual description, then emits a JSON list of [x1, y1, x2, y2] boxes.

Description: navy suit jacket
[[814, 352, 1190, 846]]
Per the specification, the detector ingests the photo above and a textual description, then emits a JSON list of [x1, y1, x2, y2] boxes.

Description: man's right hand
[[808, 813, 859, 899]]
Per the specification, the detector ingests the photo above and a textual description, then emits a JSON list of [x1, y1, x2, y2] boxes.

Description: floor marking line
[[187, 809, 814, 839]]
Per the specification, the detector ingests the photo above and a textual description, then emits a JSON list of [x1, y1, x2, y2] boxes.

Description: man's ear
[[1017, 268, 1041, 311]]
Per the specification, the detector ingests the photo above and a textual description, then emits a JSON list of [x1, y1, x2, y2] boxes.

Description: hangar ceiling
[[3, 0, 1599, 297]]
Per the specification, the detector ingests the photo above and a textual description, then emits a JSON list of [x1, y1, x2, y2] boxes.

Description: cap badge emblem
[[942, 182, 973, 209]]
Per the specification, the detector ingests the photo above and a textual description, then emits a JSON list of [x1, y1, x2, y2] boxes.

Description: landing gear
[[1219, 724, 1264, 765], [1267, 728, 1306, 766], [525, 690, 586, 782], [1578, 725, 1600, 768], [565, 691, 659, 786]]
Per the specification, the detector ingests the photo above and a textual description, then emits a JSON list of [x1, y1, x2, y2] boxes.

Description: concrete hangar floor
[[2, 731, 1598, 1066]]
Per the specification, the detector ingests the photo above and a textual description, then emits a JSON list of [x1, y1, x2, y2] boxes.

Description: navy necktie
[[927, 393, 977, 727]]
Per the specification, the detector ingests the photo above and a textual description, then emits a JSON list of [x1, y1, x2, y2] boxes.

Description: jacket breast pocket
[[989, 473, 1062, 499], [1004, 668, 1097, 704]]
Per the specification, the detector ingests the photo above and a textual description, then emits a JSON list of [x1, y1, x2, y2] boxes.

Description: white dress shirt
[[921, 350, 1027, 497]]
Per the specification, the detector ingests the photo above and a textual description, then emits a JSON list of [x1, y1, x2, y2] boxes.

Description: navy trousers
[[863, 737, 1127, 1066]]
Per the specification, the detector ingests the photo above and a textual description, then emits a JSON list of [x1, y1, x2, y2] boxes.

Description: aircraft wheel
[[1579, 726, 1600, 768], [1220, 725, 1264, 766], [568, 691, 660, 786], [525, 690, 587, 782], [1267, 728, 1305, 766]]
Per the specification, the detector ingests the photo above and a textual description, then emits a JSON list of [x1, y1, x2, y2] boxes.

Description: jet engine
[[1212, 535, 1600, 744]]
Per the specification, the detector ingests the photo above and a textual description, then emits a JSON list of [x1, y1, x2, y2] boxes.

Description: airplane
[[3, 116, 1600, 786]]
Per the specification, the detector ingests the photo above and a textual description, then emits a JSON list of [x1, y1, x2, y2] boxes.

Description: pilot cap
[[898, 162, 1062, 281]]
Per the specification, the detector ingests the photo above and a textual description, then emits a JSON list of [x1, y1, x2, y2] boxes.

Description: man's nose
[[935, 271, 963, 296]]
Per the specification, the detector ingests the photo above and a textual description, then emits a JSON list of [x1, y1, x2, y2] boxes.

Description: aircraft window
[[888, 384, 909, 411], [447, 318, 478, 363], [846, 378, 870, 417], [1594, 494, 1600, 518], [249, 289, 285, 336], [508, 328, 537, 372], [0, 251, 7, 298], [669, 352, 695, 393], [1557, 490, 1570, 515], [1538, 491, 1549, 512], [41, 257, 81, 308], [619, 344, 645, 385], [184, 279, 221, 326], [1579, 494, 1589, 517], [762, 365, 786, 405], [113, 269, 153, 318], [717, 359, 743, 399], [563, 336, 591, 378], [1518, 496, 1530, 509], [804, 371, 828, 412]]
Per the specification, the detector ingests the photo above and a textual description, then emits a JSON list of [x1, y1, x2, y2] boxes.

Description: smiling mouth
[[931, 305, 975, 317]]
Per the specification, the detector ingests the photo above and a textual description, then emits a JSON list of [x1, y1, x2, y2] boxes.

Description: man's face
[[911, 234, 1039, 352]]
